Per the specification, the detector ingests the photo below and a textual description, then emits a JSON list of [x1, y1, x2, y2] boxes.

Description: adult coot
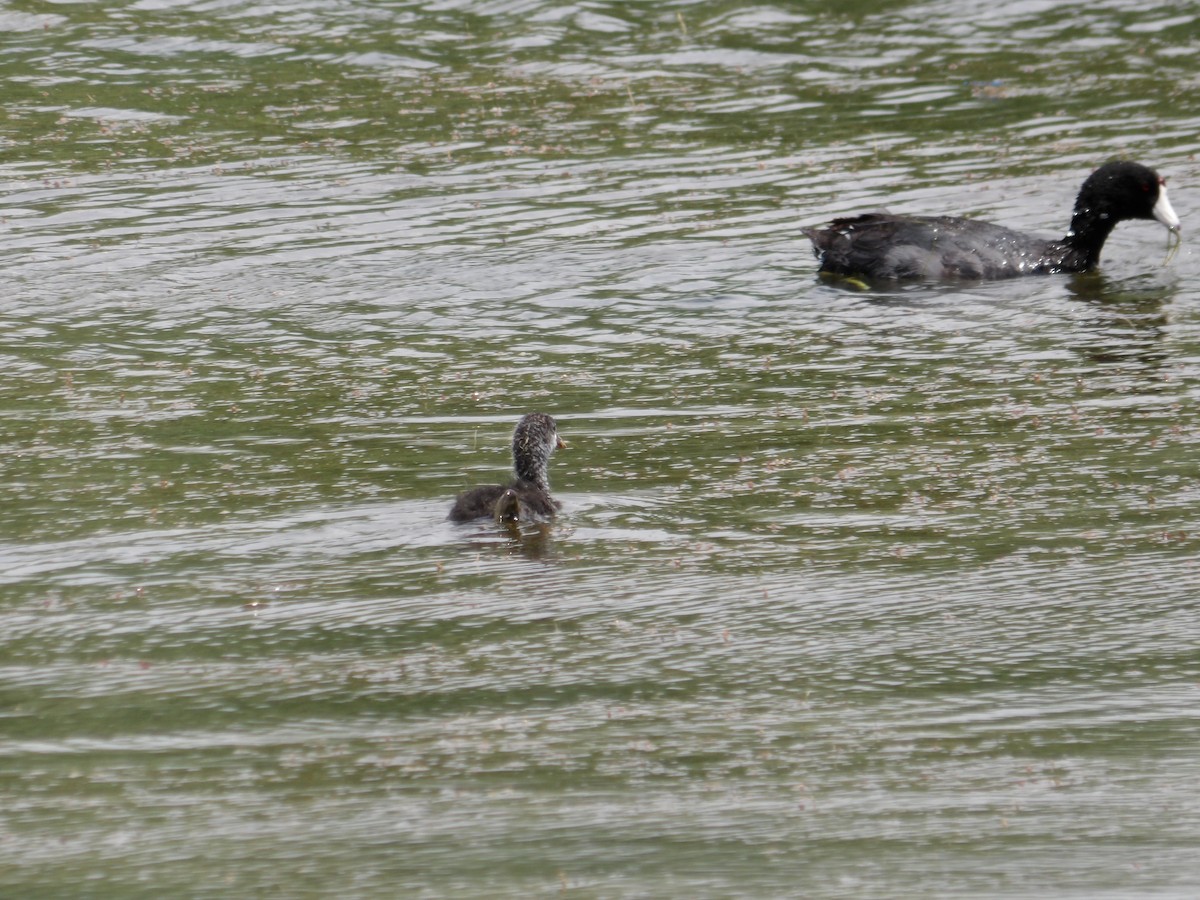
[[449, 413, 565, 523], [804, 161, 1181, 282]]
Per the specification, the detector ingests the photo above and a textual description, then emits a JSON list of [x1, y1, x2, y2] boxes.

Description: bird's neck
[[514, 458, 549, 491], [1061, 208, 1118, 270]]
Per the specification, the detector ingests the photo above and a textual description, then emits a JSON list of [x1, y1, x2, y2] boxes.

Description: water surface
[[3, 1, 1200, 896]]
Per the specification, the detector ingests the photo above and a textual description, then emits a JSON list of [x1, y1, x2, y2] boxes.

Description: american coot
[[449, 413, 565, 523], [804, 161, 1181, 282]]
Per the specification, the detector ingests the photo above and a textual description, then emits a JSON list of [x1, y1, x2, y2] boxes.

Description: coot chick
[[449, 413, 565, 523], [804, 161, 1181, 282]]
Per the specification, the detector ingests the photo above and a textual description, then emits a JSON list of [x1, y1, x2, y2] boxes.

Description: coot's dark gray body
[[449, 413, 564, 524], [805, 161, 1181, 282], [450, 481, 557, 523]]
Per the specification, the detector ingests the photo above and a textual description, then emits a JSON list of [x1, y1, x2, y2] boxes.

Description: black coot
[[449, 413, 565, 523], [804, 161, 1181, 282]]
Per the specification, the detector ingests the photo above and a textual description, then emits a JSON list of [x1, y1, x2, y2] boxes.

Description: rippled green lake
[[3, 1, 1200, 896]]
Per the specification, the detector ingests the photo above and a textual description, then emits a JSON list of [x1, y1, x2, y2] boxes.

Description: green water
[[3, 1, 1200, 896]]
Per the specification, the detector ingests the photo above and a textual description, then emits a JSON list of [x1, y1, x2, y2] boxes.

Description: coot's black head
[[1073, 161, 1180, 231], [512, 412, 564, 488], [1062, 161, 1180, 269]]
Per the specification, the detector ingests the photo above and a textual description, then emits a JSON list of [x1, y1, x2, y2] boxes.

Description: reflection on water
[[1065, 275, 1172, 370], [2, 0, 1200, 896]]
